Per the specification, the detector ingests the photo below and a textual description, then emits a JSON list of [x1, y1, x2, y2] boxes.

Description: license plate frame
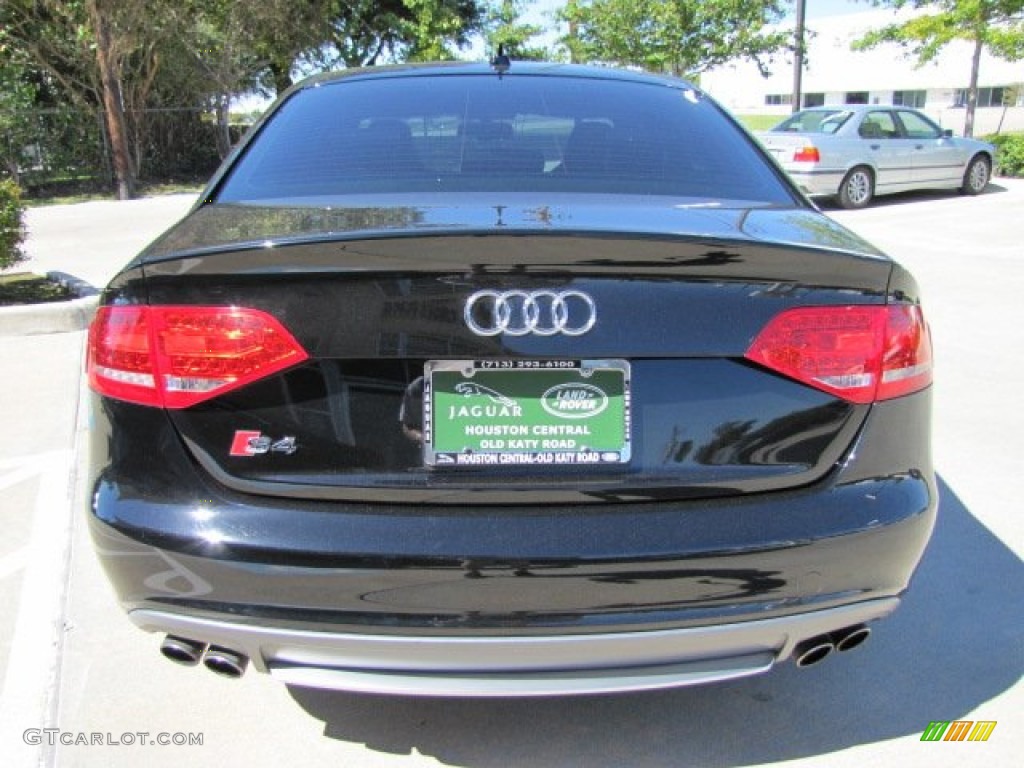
[[423, 359, 631, 468]]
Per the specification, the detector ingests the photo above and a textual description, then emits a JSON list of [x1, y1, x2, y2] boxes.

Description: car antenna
[[491, 44, 511, 76]]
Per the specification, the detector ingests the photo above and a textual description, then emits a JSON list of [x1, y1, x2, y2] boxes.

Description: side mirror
[[943, 129, 954, 138]]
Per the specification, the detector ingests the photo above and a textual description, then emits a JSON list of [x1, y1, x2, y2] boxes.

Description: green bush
[[0, 179, 27, 270], [983, 133, 1024, 178]]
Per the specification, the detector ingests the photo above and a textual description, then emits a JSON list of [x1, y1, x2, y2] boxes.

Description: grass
[[736, 114, 783, 131], [0, 272, 72, 306], [23, 179, 204, 208]]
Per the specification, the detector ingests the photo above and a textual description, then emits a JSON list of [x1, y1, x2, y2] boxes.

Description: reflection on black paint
[[591, 567, 786, 595], [579, 249, 743, 269], [663, 402, 851, 468]]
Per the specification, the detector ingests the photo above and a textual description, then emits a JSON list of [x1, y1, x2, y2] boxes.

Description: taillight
[[745, 305, 932, 404], [87, 306, 309, 408], [793, 146, 820, 163]]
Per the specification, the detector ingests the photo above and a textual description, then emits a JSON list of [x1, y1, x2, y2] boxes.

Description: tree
[[484, 1, 548, 60], [560, 0, 789, 77], [853, 1, 1024, 137], [241, 0, 334, 95], [4, 0, 173, 197], [0, 179, 27, 271], [997, 82, 1023, 132], [304, 0, 483, 74], [0, 1, 98, 114], [0, 0, 487, 197], [0, 38, 39, 183], [0, 4, 111, 189], [88, 0, 134, 199], [179, 2, 290, 157]]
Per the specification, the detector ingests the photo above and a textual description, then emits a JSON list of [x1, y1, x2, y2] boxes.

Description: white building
[[700, 8, 1024, 136]]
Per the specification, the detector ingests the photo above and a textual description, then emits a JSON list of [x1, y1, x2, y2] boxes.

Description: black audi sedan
[[86, 62, 936, 696]]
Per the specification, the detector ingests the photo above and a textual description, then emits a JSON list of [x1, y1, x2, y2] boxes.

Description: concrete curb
[[0, 272, 100, 337]]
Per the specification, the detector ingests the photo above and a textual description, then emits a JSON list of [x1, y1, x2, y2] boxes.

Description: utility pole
[[791, 0, 806, 112]]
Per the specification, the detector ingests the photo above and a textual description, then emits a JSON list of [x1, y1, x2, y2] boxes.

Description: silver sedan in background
[[757, 105, 995, 208]]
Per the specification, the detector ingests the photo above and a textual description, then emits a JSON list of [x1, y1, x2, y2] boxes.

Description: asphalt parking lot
[[1, 182, 1021, 767]]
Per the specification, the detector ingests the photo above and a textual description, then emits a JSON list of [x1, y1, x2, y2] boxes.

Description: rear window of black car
[[216, 74, 792, 204]]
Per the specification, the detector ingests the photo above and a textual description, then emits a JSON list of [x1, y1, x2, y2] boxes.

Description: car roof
[[796, 105, 919, 113], [293, 61, 699, 93]]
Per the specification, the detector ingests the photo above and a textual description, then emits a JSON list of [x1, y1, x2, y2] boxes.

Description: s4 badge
[[229, 430, 297, 457]]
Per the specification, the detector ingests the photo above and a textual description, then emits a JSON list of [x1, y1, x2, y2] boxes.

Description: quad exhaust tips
[[794, 636, 834, 667], [794, 624, 871, 668], [160, 635, 207, 666], [831, 624, 871, 652], [202, 645, 249, 678], [159, 635, 248, 678]]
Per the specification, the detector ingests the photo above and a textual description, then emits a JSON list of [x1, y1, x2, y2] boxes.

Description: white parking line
[[0, 449, 75, 767], [0, 452, 70, 496], [0, 451, 70, 471], [0, 548, 29, 580]]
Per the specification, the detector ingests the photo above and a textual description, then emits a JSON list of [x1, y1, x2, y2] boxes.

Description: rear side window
[[216, 74, 793, 205], [773, 110, 852, 135]]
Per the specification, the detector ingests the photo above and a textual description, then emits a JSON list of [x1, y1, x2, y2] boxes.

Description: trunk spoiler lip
[[132, 196, 888, 270]]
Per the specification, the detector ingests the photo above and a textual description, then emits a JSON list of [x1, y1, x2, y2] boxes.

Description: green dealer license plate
[[424, 360, 631, 467]]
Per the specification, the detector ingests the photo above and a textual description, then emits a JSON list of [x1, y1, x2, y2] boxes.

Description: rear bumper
[[131, 598, 898, 696], [783, 167, 845, 197], [88, 391, 936, 695]]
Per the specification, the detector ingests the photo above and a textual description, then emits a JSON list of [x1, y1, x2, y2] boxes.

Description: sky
[[799, 0, 875, 19]]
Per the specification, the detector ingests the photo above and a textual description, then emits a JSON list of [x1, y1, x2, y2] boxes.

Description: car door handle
[[915, 144, 924, 150], [870, 144, 880, 150]]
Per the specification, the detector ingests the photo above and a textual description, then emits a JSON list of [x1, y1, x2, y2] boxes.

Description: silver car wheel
[[963, 155, 990, 195], [839, 167, 873, 209]]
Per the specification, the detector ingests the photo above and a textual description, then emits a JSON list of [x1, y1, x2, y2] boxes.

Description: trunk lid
[[755, 132, 821, 164], [137, 198, 891, 504]]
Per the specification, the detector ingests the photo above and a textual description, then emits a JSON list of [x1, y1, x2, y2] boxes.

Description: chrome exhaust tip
[[202, 646, 249, 679], [160, 635, 207, 666], [794, 636, 835, 668], [832, 624, 871, 653]]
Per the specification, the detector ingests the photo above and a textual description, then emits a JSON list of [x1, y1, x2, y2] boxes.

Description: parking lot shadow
[[290, 475, 1022, 766]]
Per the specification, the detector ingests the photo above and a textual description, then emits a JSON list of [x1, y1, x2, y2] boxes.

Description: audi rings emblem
[[464, 290, 597, 337]]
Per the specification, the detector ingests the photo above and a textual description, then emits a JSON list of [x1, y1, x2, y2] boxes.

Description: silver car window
[[818, 111, 852, 134], [896, 110, 942, 140], [859, 111, 898, 139], [773, 109, 852, 134]]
